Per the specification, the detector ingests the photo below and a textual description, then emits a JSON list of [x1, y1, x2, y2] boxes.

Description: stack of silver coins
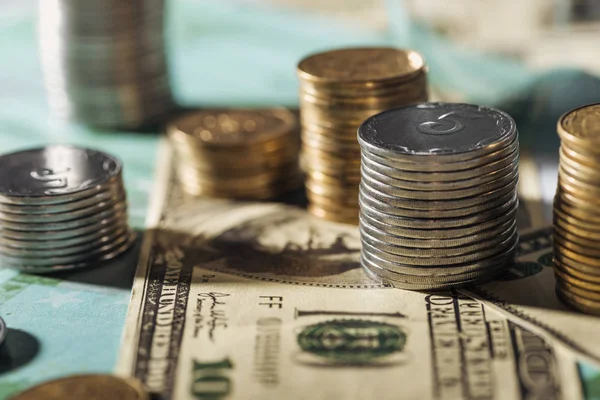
[[358, 103, 519, 290], [38, 0, 173, 129], [0, 146, 135, 273]]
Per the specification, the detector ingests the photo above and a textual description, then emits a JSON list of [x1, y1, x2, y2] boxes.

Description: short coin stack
[[553, 103, 600, 315], [168, 109, 302, 199], [39, 0, 173, 128], [358, 103, 519, 290], [297, 47, 428, 224], [0, 146, 135, 273]]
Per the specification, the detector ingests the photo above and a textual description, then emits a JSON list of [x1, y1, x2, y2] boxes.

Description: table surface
[[1, 1, 600, 398]]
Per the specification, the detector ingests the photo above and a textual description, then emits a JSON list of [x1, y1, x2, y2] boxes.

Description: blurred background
[[0, 1, 599, 397], [0, 1, 598, 216]]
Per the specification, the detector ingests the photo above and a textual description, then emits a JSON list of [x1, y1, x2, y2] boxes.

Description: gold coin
[[10, 375, 148, 400], [556, 285, 600, 315], [554, 267, 600, 293], [553, 231, 600, 257], [554, 194, 600, 220], [560, 143, 599, 168], [554, 257, 600, 282], [307, 203, 358, 225], [168, 108, 296, 147], [554, 241, 600, 267], [559, 148, 600, 180], [558, 103, 600, 149], [553, 223, 600, 248], [297, 47, 426, 85], [553, 215, 600, 242], [306, 170, 361, 185], [298, 70, 427, 98]]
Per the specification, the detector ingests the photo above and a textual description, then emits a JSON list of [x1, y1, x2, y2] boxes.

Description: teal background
[[0, 0, 599, 397]]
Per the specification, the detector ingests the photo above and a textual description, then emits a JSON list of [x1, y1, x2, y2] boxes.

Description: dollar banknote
[[117, 143, 584, 399]]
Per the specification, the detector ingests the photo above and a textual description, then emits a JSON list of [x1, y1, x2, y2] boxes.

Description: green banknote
[[117, 143, 584, 399]]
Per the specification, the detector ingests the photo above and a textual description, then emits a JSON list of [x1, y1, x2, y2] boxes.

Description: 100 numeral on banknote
[[117, 143, 581, 400]]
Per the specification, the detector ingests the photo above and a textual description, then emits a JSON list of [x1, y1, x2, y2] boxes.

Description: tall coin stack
[[0, 146, 135, 273], [297, 47, 428, 224], [358, 103, 520, 290], [168, 109, 302, 199], [39, 0, 172, 128], [553, 104, 600, 315]]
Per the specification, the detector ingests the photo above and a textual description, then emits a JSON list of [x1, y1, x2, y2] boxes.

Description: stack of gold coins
[[297, 47, 428, 224], [168, 108, 302, 199], [0, 145, 135, 273], [553, 103, 600, 315]]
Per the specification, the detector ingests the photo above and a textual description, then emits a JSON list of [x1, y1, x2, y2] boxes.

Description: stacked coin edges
[[168, 109, 302, 199], [358, 108, 519, 290], [297, 48, 428, 224], [39, 0, 173, 128], [0, 157, 135, 273], [554, 106, 600, 314]]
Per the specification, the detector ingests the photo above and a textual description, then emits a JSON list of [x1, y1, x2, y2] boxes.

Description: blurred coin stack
[[168, 109, 302, 199], [358, 103, 519, 290], [38, 0, 172, 128], [553, 104, 600, 315], [0, 146, 135, 273], [296, 47, 428, 224]]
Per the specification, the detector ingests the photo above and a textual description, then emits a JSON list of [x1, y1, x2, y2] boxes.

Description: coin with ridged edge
[[358, 102, 519, 290]]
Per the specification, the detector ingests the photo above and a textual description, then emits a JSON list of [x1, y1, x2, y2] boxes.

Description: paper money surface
[[464, 228, 600, 367], [117, 144, 583, 399]]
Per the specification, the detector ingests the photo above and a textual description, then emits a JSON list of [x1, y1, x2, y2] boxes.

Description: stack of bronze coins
[[358, 103, 519, 290], [553, 103, 600, 315], [0, 145, 135, 273], [296, 47, 428, 224], [168, 108, 302, 199], [39, 0, 173, 128]]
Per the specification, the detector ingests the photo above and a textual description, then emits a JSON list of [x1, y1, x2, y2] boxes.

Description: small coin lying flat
[[9, 375, 149, 400]]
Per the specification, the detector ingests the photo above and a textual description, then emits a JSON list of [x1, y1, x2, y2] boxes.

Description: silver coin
[[5, 231, 137, 273], [0, 146, 122, 205], [360, 215, 516, 248], [360, 155, 517, 191], [361, 230, 518, 266], [0, 219, 128, 249], [360, 169, 518, 200], [0, 210, 128, 240], [0, 225, 129, 258], [359, 181, 518, 212], [358, 102, 517, 162], [0, 193, 126, 223], [1, 229, 135, 267], [359, 206, 518, 239], [361, 224, 516, 258], [361, 137, 518, 173], [0, 183, 123, 214], [361, 238, 517, 277], [360, 147, 519, 182], [360, 196, 518, 230]]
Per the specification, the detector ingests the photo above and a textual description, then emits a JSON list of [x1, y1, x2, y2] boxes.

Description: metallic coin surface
[[9, 374, 148, 400], [297, 47, 426, 84], [358, 103, 516, 160], [0, 146, 120, 200]]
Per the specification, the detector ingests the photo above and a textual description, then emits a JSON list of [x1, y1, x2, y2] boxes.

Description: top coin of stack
[[168, 108, 302, 199], [0, 145, 135, 273], [10, 374, 149, 400], [38, 0, 173, 129], [553, 103, 600, 315], [358, 103, 520, 290], [297, 47, 428, 224]]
